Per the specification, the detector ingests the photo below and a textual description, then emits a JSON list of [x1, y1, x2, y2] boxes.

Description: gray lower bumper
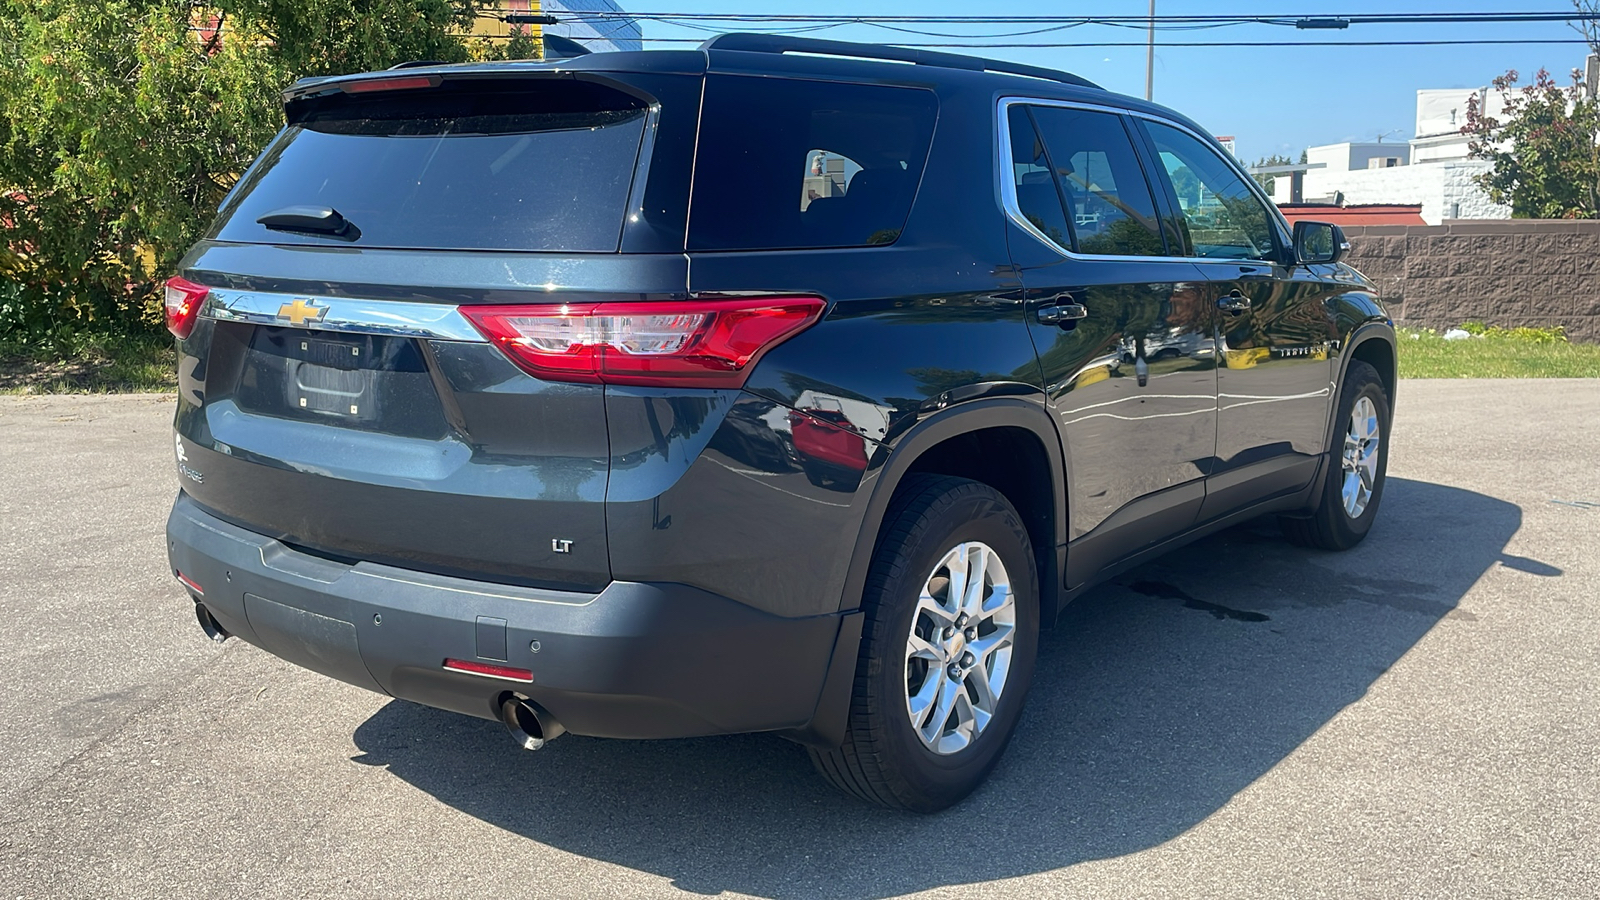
[[166, 493, 850, 740]]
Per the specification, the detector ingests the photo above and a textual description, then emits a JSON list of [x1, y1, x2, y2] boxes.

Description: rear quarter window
[[688, 76, 938, 251], [212, 80, 649, 252]]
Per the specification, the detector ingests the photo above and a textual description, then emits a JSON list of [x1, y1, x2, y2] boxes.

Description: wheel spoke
[[961, 544, 988, 617], [907, 668, 941, 726], [916, 589, 957, 627], [969, 622, 1014, 661], [967, 666, 1000, 717], [950, 691, 978, 749], [906, 632, 942, 663], [981, 583, 1013, 618], [944, 547, 969, 619], [920, 676, 961, 745]]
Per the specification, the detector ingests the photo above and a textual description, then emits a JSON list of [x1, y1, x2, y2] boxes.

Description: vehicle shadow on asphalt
[[349, 477, 1548, 899]]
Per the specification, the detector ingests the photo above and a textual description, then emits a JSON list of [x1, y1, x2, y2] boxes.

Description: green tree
[[1169, 165, 1201, 208], [1249, 153, 1293, 194], [1464, 67, 1600, 219], [0, 1, 535, 344]]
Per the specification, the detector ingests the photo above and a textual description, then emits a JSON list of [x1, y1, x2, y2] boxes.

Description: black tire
[[1280, 359, 1391, 551], [809, 474, 1040, 812]]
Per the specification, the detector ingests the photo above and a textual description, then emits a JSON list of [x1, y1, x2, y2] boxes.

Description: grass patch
[[0, 331, 176, 394], [1399, 326, 1600, 378]]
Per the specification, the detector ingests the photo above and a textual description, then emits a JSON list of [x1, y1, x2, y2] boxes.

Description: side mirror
[[1293, 220, 1349, 265]]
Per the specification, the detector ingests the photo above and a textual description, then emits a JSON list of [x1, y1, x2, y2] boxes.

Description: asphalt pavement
[[1, 380, 1596, 899]]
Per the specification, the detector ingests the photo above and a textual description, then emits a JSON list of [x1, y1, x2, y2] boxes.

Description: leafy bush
[[1464, 67, 1600, 220], [0, 1, 533, 350]]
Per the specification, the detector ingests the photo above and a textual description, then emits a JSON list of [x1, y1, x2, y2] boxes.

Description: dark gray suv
[[164, 34, 1395, 811]]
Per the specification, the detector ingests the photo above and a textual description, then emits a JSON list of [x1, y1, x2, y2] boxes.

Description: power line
[[517, 8, 1600, 45], [497, 36, 1594, 48], [495, 9, 1600, 28]]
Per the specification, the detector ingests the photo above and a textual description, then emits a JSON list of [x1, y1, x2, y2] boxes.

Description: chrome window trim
[[201, 289, 488, 342], [995, 96, 1289, 266]]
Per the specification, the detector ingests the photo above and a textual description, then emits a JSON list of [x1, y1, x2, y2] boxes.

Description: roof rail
[[700, 33, 1102, 90]]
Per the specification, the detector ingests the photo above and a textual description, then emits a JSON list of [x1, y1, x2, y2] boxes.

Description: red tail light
[[163, 276, 209, 339], [461, 297, 826, 388]]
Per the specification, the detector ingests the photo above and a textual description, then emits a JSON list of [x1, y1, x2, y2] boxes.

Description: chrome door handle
[[1217, 291, 1252, 315], [1036, 303, 1088, 326]]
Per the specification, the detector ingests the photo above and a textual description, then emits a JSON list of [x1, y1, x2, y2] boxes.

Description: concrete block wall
[[1340, 220, 1600, 342]]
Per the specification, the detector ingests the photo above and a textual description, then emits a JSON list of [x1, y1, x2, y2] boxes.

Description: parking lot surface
[[1, 380, 1596, 899]]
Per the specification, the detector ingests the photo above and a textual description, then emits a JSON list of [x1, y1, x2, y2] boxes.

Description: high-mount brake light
[[461, 297, 826, 389], [341, 75, 441, 94], [163, 277, 209, 339]]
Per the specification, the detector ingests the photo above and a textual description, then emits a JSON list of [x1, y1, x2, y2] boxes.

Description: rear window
[[688, 76, 938, 251], [213, 80, 649, 252]]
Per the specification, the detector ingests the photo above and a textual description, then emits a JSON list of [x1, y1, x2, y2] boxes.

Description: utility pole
[[1145, 0, 1155, 101]]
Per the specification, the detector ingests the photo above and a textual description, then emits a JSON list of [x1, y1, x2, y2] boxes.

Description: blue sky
[[619, 1, 1595, 162]]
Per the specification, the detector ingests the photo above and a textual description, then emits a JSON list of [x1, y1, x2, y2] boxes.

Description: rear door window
[[689, 76, 938, 251], [213, 80, 649, 252], [1007, 106, 1075, 251], [1024, 106, 1168, 257]]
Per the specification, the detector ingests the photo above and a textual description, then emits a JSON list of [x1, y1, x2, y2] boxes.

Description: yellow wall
[[471, 0, 546, 42]]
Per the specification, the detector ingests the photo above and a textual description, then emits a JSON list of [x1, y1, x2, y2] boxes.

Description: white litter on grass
[[1443, 328, 1473, 340]]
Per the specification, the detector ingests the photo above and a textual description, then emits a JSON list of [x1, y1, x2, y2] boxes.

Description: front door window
[[1142, 122, 1277, 261]]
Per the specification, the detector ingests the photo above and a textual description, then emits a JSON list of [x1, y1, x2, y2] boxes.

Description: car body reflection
[[787, 390, 891, 490]]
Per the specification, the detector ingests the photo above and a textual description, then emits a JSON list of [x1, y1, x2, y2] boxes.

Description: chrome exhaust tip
[[500, 695, 565, 751], [194, 602, 231, 644]]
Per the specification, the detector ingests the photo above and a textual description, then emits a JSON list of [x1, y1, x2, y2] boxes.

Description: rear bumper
[[167, 493, 853, 740]]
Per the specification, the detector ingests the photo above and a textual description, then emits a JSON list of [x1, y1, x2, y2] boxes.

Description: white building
[[1274, 88, 1512, 224], [542, 0, 642, 55], [484, 1, 642, 58]]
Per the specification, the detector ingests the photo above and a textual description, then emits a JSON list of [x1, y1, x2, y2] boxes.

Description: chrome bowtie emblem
[[277, 298, 328, 327]]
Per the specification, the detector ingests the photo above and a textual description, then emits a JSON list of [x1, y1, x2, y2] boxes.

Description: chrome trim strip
[[201, 289, 486, 342], [994, 96, 1289, 265]]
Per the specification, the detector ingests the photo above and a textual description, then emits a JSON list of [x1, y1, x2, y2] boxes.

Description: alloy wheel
[[903, 541, 1016, 755], [1340, 395, 1382, 518]]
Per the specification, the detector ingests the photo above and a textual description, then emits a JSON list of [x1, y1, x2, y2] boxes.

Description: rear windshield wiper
[[256, 206, 360, 241]]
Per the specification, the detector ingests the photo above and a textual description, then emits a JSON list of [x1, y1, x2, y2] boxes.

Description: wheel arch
[[1293, 319, 1396, 520], [1328, 321, 1398, 447], [787, 397, 1066, 750], [1347, 328, 1397, 402], [838, 398, 1067, 623]]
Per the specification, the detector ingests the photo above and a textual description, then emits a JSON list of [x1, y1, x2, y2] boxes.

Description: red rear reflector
[[461, 297, 826, 388], [342, 75, 441, 94], [175, 571, 204, 596], [443, 659, 534, 683], [163, 277, 209, 339]]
